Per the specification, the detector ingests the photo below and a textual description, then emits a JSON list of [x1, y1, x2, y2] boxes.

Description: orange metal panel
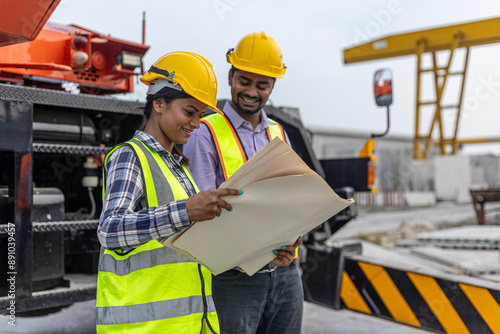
[[0, 22, 149, 94], [0, 0, 61, 46]]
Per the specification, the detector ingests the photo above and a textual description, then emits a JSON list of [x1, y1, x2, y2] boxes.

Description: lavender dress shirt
[[183, 101, 290, 190]]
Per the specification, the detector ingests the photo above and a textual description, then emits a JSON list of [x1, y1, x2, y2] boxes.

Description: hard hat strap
[[226, 48, 234, 62], [148, 66, 177, 83]]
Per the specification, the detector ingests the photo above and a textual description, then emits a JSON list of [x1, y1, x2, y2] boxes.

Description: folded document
[[161, 138, 354, 276]]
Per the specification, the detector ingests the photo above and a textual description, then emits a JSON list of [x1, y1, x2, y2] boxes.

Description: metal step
[[0, 284, 96, 315], [0, 220, 99, 234]]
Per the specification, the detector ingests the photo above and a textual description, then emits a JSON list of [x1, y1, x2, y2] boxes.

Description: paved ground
[[2, 201, 496, 333], [0, 300, 432, 334], [303, 302, 432, 334]]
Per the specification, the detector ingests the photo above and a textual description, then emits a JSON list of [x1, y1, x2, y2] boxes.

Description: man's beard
[[233, 93, 263, 115]]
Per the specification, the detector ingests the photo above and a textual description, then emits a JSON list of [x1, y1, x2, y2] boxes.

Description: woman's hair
[[138, 87, 194, 165]]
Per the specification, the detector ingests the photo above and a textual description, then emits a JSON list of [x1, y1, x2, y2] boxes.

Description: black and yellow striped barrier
[[341, 258, 500, 333]]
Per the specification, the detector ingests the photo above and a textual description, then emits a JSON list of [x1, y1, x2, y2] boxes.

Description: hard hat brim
[[207, 105, 223, 115]]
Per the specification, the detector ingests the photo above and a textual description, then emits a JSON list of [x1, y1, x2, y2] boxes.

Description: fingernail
[[281, 246, 286, 250], [230, 208, 233, 211], [217, 213, 221, 217], [239, 190, 244, 194], [300, 236, 303, 240], [272, 250, 277, 254]]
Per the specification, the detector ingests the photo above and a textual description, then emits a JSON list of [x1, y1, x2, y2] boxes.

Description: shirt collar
[[132, 130, 182, 163], [222, 101, 271, 129]]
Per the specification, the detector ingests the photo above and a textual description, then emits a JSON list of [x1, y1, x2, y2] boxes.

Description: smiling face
[[228, 69, 275, 118], [147, 97, 206, 151]]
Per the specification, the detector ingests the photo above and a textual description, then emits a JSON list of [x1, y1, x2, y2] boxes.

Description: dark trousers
[[212, 261, 303, 334]]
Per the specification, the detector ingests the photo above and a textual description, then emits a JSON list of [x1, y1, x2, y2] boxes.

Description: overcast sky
[[50, 0, 500, 154]]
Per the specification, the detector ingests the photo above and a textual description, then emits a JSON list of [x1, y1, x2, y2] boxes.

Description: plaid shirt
[[97, 130, 195, 251]]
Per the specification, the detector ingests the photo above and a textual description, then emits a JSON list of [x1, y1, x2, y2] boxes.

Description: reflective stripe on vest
[[97, 138, 218, 334], [96, 295, 216, 325], [201, 113, 286, 180]]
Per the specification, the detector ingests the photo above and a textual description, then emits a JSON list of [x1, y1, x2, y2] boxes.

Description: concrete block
[[410, 159, 435, 191], [456, 187, 472, 204], [404, 191, 436, 207], [434, 156, 471, 202]]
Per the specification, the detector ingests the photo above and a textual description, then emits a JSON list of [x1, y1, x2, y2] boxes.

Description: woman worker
[[95, 51, 240, 333]]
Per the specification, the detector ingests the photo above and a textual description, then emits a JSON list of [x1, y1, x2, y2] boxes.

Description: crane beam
[[344, 17, 500, 64]]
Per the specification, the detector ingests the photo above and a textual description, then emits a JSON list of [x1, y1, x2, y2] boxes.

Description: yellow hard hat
[[140, 51, 219, 112], [226, 32, 286, 78]]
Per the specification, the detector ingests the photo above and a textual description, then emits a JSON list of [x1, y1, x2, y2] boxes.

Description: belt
[[235, 261, 276, 274]]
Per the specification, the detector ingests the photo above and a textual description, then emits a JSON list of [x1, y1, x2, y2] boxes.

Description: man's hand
[[272, 237, 302, 267], [186, 189, 242, 222]]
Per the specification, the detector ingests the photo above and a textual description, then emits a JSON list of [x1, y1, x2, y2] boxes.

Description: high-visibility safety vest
[[96, 137, 219, 334], [201, 113, 287, 180]]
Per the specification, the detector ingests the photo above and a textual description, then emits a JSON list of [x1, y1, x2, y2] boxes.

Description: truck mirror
[[374, 68, 393, 107]]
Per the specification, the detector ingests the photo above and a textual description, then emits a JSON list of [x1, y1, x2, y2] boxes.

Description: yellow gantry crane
[[344, 17, 500, 159]]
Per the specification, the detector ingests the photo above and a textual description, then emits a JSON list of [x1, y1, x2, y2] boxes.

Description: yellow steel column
[[414, 41, 425, 160], [432, 51, 446, 155], [451, 47, 470, 154], [423, 34, 462, 159]]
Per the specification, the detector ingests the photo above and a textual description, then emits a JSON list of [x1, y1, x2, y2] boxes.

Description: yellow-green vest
[[96, 137, 219, 334], [201, 113, 287, 180]]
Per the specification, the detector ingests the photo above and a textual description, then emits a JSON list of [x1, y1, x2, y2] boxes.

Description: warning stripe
[[460, 284, 500, 333], [359, 262, 421, 327], [340, 271, 371, 314], [341, 259, 500, 333], [407, 272, 469, 334]]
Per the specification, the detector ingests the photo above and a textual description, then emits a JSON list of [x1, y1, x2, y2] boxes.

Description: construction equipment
[[0, 85, 144, 314], [0, 0, 149, 316], [344, 16, 500, 160], [0, 2, 148, 94], [0, 0, 61, 47]]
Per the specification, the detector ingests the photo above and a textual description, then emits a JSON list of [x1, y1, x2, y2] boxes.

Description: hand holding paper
[[185, 188, 242, 221], [272, 237, 302, 267], [161, 138, 354, 276]]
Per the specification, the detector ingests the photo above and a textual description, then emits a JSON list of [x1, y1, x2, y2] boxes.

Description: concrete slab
[[331, 202, 487, 241], [417, 225, 500, 241], [328, 240, 454, 276], [410, 247, 500, 277], [416, 226, 500, 249]]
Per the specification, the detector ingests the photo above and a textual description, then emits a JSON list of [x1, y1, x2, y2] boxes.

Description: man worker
[[183, 32, 303, 334]]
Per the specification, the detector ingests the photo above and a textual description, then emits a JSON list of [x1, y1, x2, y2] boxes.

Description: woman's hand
[[186, 189, 242, 222], [272, 237, 302, 267]]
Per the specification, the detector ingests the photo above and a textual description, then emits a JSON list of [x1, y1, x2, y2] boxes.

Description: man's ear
[[228, 70, 233, 87]]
